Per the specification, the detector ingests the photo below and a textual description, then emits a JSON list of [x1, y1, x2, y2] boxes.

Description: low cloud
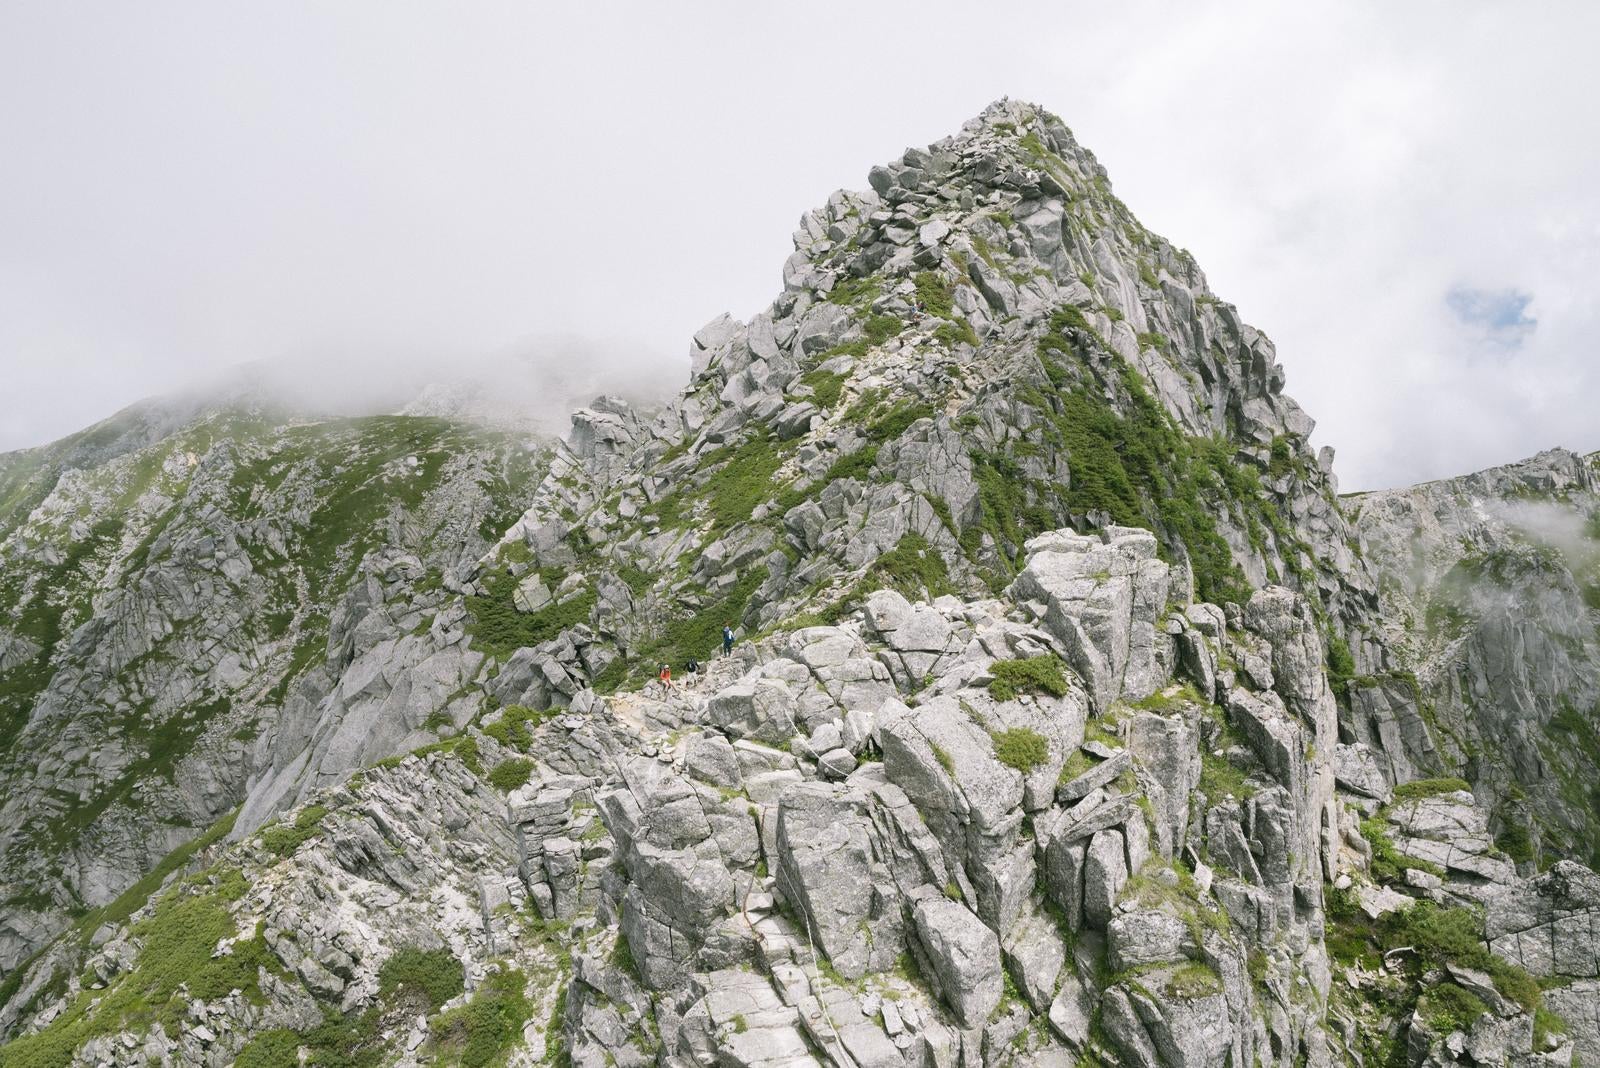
[[183, 335, 686, 440], [1489, 498, 1598, 564]]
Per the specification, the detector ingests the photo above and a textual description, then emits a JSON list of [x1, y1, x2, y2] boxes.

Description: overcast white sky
[[2, 2, 1596, 490]]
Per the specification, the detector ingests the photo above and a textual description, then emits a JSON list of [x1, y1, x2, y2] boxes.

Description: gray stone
[[1048, 971, 1093, 1048], [1125, 712, 1199, 855], [1082, 829, 1128, 929], [1009, 529, 1171, 710], [513, 574, 553, 613], [1002, 903, 1067, 1012], [1107, 910, 1191, 971], [1056, 748, 1129, 803], [911, 893, 1003, 1028], [774, 782, 902, 979], [1486, 861, 1600, 978], [685, 732, 742, 787], [817, 748, 858, 780]]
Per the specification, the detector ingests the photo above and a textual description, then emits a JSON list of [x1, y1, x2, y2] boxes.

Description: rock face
[[1486, 861, 1600, 978], [2, 98, 1597, 1068], [1352, 447, 1600, 868], [0, 405, 547, 973], [1010, 528, 1171, 710]]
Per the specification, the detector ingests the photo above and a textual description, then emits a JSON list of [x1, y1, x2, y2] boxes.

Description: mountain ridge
[[1, 98, 1597, 1068]]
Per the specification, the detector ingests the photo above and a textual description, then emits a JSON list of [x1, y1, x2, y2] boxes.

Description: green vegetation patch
[[259, 804, 330, 857], [1199, 751, 1257, 801], [828, 274, 882, 307], [1267, 435, 1297, 479], [72, 807, 239, 941], [1051, 366, 1250, 606], [799, 369, 849, 410], [603, 566, 770, 691], [1, 875, 282, 1064], [956, 305, 1278, 605], [1160, 960, 1223, 999], [856, 532, 952, 603], [1384, 903, 1544, 1015], [1391, 778, 1470, 803], [913, 272, 955, 318], [610, 932, 639, 981], [864, 314, 905, 345], [429, 967, 533, 1068], [1545, 700, 1600, 866], [469, 432, 788, 665], [1325, 894, 1561, 1038], [1418, 981, 1487, 1035], [1535, 1005, 1569, 1047], [988, 656, 1070, 702], [695, 432, 788, 535], [1359, 817, 1443, 884], [1042, 305, 1100, 347], [235, 1008, 387, 1068], [964, 451, 1057, 575], [1326, 635, 1356, 704], [990, 728, 1049, 773], [379, 947, 465, 1013], [863, 400, 936, 444], [0, 517, 125, 750], [481, 704, 549, 751], [933, 318, 979, 349], [227, 415, 480, 601], [1119, 860, 1231, 948], [1495, 822, 1535, 865], [234, 1028, 305, 1068], [1130, 683, 1204, 714], [487, 757, 535, 792], [1058, 748, 1099, 783], [407, 733, 483, 776], [465, 570, 597, 660]]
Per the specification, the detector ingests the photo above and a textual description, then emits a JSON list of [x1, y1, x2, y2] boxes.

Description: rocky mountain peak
[[473, 99, 1373, 720]]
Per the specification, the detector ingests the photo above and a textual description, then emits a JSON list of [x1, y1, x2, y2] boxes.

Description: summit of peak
[[547, 99, 1349, 657]]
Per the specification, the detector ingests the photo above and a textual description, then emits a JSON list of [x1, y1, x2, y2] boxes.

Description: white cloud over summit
[[1, 1, 1597, 490]]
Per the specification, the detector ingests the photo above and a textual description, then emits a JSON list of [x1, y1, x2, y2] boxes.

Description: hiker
[[658, 663, 673, 689], [722, 623, 735, 658], [686, 656, 699, 680]]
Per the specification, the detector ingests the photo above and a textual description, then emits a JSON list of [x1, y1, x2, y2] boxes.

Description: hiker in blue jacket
[[722, 623, 735, 658]]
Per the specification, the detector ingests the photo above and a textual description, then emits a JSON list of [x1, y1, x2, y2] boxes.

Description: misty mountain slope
[[0, 403, 548, 973], [2, 98, 1598, 1068], [1351, 447, 1600, 867]]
